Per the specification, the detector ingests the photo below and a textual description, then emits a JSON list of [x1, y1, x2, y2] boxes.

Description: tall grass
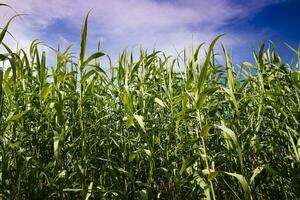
[[1, 10, 300, 199]]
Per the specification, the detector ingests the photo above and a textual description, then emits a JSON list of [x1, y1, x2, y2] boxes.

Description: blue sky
[[224, 0, 300, 62], [1, 0, 299, 64]]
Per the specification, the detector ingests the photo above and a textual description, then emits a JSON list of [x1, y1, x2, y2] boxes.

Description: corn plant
[[0, 7, 300, 200]]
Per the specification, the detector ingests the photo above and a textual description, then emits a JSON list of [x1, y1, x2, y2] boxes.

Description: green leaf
[[250, 166, 265, 184], [179, 155, 199, 176], [286, 43, 300, 57], [223, 45, 236, 92], [129, 151, 138, 162], [291, 71, 300, 91], [217, 124, 238, 146], [200, 124, 212, 138], [8, 109, 31, 122], [154, 97, 167, 108], [222, 87, 239, 114], [217, 123, 244, 171], [0, 15, 23, 44], [196, 87, 218, 109], [81, 70, 96, 84], [85, 181, 93, 200], [144, 149, 152, 157], [242, 61, 256, 69], [80, 10, 92, 63], [208, 171, 219, 181], [58, 170, 66, 178], [198, 34, 223, 93], [40, 85, 52, 101], [53, 135, 59, 159], [81, 52, 105, 70], [225, 172, 251, 199], [134, 114, 145, 132]]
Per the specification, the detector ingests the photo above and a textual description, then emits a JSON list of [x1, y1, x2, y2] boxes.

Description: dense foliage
[[1, 9, 300, 200]]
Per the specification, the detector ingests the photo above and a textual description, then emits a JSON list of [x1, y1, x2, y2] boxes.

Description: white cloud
[[0, 0, 284, 63]]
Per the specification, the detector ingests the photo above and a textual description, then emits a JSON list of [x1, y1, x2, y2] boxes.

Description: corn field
[[1, 8, 300, 200]]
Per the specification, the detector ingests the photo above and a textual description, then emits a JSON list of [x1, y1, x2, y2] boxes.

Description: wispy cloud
[[1, 0, 284, 62]]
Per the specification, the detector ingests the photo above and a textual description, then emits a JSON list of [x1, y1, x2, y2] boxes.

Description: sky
[[1, 0, 300, 64]]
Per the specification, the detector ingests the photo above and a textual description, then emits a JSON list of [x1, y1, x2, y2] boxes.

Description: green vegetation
[[1, 9, 300, 200]]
